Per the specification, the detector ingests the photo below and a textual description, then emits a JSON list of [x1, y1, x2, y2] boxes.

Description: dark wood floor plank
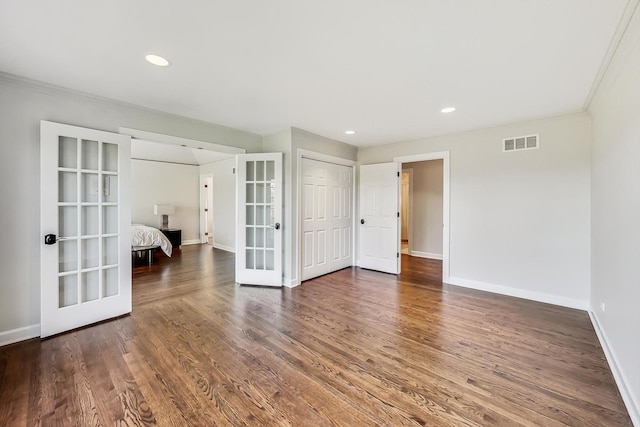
[[233, 282, 558, 427], [0, 245, 632, 426], [179, 294, 392, 426]]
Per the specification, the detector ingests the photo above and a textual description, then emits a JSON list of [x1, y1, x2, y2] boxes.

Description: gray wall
[[358, 113, 591, 308], [131, 159, 200, 242], [404, 160, 443, 258], [589, 5, 640, 423], [0, 74, 262, 342]]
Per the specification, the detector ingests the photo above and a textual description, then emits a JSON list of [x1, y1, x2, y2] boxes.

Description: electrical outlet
[[601, 302, 606, 312]]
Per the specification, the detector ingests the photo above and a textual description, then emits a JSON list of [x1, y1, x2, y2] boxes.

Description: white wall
[[589, 4, 640, 424], [199, 158, 237, 252], [359, 113, 591, 309], [0, 74, 262, 345], [404, 160, 443, 258], [131, 160, 200, 243]]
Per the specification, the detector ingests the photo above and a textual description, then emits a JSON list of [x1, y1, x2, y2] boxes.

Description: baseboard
[[182, 239, 201, 246], [284, 278, 301, 288], [0, 324, 40, 347], [447, 276, 589, 310], [212, 243, 235, 253], [589, 310, 640, 426], [410, 251, 443, 260]]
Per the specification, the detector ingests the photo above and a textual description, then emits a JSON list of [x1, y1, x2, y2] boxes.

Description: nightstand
[[161, 228, 182, 249]]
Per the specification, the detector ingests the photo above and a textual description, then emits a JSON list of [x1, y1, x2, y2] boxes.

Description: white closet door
[[358, 162, 400, 274], [40, 121, 131, 338], [333, 163, 353, 271], [302, 158, 353, 281]]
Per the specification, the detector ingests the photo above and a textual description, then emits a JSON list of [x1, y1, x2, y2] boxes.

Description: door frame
[[394, 151, 450, 283], [296, 149, 356, 285], [199, 173, 213, 244], [402, 168, 414, 256]]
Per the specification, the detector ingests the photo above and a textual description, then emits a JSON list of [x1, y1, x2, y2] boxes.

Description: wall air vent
[[503, 134, 539, 152]]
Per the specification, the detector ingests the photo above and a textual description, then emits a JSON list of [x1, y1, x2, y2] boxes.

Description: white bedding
[[131, 224, 172, 257]]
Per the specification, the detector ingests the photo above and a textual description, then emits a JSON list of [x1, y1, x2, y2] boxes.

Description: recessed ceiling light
[[345, 130, 356, 135], [441, 107, 456, 113], [145, 54, 171, 67]]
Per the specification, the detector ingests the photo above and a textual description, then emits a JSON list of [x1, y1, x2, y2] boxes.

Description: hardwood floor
[[0, 245, 632, 426]]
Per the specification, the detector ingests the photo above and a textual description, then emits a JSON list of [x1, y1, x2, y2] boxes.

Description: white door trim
[[394, 151, 451, 283], [296, 149, 356, 286], [402, 168, 414, 256], [199, 173, 213, 244], [119, 127, 246, 155]]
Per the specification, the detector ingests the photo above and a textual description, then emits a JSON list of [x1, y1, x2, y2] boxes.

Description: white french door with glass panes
[[236, 153, 282, 286], [40, 121, 131, 338]]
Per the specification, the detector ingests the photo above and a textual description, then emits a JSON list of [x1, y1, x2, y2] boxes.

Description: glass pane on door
[[56, 134, 121, 308], [59, 275, 78, 308], [244, 159, 277, 272]]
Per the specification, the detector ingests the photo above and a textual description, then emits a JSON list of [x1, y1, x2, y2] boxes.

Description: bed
[[131, 224, 172, 265]]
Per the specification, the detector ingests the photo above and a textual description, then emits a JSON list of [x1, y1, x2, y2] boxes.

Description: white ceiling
[[0, 0, 628, 146]]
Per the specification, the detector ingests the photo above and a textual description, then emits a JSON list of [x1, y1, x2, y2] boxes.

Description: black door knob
[[360, 219, 365, 224], [44, 234, 57, 245], [274, 223, 281, 230]]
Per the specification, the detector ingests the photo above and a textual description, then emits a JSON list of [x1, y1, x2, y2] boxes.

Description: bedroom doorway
[[118, 127, 245, 255]]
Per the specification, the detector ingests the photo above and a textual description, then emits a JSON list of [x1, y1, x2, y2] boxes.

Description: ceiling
[[0, 1, 628, 146]]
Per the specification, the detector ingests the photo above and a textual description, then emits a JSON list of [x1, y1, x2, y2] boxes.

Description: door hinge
[[232, 167, 236, 174], [397, 252, 400, 258], [397, 212, 400, 218], [397, 171, 400, 177]]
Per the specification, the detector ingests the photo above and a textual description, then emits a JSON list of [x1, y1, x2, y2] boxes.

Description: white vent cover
[[503, 134, 539, 152]]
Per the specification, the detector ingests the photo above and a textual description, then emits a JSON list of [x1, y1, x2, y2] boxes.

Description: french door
[[358, 162, 400, 274], [40, 121, 131, 338], [236, 153, 283, 286]]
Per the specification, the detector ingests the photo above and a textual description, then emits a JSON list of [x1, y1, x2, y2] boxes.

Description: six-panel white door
[[301, 158, 353, 281], [40, 121, 131, 338], [236, 153, 283, 286], [358, 162, 400, 274]]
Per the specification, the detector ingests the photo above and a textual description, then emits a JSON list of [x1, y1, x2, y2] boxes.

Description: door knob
[[274, 223, 281, 230], [44, 234, 57, 245], [360, 219, 365, 224]]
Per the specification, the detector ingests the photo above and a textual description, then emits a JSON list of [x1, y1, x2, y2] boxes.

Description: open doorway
[[394, 151, 450, 282], [401, 160, 443, 261]]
